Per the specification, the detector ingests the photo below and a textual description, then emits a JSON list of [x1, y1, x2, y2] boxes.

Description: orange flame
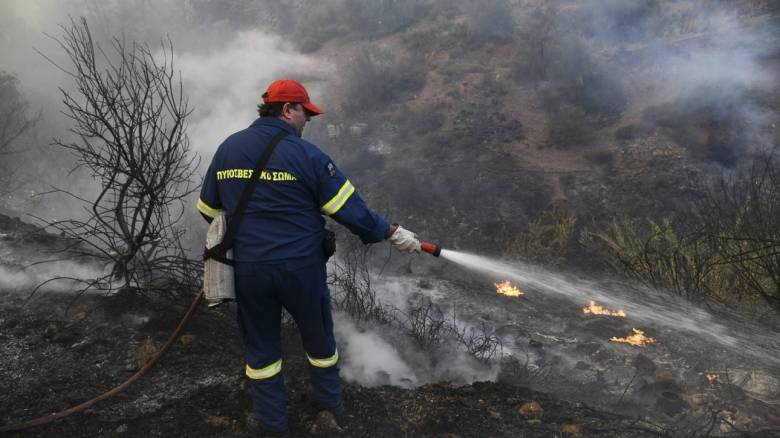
[[583, 300, 627, 318], [706, 373, 718, 385], [610, 328, 657, 346], [494, 280, 524, 297]]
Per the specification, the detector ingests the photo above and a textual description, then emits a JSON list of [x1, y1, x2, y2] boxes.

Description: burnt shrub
[[340, 46, 426, 114], [344, 0, 431, 37], [444, 76, 523, 148], [289, 0, 433, 52], [292, 6, 349, 53], [449, 101, 524, 148], [586, 149, 615, 168], [547, 104, 594, 149], [549, 37, 627, 118], [614, 123, 653, 144], [350, 149, 385, 172], [463, 0, 515, 45], [516, 29, 626, 119], [0, 71, 37, 195], [512, 6, 558, 81], [571, 0, 664, 43], [395, 102, 446, 139], [643, 86, 750, 167], [402, 18, 470, 55]]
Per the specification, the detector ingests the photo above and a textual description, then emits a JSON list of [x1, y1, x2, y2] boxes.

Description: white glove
[[388, 225, 421, 253]]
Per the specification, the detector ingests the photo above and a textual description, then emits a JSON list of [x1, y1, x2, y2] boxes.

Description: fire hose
[[0, 241, 442, 432], [0, 289, 205, 433]]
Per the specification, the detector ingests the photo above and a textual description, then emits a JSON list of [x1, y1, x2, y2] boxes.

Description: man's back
[[200, 117, 327, 262]]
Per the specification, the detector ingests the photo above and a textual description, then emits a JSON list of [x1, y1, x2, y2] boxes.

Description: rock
[[309, 410, 342, 434], [134, 337, 161, 368], [654, 368, 675, 382], [681, 390, 718, 407], [517, 401, 543, 422], [70, 311, 88, 322], [575, 361, 590, 370], [114, 423, 128, 434]]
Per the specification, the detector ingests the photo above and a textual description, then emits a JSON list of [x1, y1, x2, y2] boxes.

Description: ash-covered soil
[[1, 291, 662, 438], [2, 213, 778, 437]]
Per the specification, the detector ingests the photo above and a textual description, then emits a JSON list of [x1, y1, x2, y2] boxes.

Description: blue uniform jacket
[[197, 117, 390, 263]]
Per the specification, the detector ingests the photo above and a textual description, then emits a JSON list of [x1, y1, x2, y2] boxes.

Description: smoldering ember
[[1, 1, 779, 437]]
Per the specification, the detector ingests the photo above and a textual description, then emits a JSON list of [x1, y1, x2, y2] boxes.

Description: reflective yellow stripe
[[197, 198, 225, 219], [307, 349, 338, 368], [245, 359, 282, 380], [320, 181, 355, 216]]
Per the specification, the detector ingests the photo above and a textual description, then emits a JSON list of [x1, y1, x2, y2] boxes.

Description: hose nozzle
[[420, 241, 441, 257]]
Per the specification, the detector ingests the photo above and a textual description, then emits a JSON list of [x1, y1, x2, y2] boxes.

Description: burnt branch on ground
[[329, 237, 395, 324], [329, 238, 504, 365]]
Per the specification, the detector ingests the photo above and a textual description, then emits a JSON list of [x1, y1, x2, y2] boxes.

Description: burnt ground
[[1, 214, 778, 438], [0, 290, 668, 438]]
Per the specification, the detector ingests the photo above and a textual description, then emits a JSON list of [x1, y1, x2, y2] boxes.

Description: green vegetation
[[585, 152, 780, 312], [502, 208, 577, 267]]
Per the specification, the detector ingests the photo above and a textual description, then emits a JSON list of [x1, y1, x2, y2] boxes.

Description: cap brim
[[301, 102, 324, 116]]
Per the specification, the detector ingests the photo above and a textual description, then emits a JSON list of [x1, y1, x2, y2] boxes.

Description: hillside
[[299, 0, 780, 267], [2, 1, 779, 437]]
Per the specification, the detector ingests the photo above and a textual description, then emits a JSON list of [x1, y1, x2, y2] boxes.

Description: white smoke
[[332, 275, 501, 388], [175, 30, 333, 160], [335, 315, 418, 387], [0, 258, 107, 293]]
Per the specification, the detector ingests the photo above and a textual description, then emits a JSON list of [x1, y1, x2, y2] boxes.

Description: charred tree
[[36, 18, 199, 298]]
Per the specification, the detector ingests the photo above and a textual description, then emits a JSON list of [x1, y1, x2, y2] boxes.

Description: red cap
[[262, 79, 324, 116]]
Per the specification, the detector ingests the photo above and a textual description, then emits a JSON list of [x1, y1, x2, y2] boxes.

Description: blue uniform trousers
[[234, 258, 341, 432]]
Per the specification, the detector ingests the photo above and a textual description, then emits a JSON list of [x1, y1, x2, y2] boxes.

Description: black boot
[[245, 412, 290, 437]]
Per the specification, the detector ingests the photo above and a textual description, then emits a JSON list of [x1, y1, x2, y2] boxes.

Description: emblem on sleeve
[[327, 161, 336, 177]]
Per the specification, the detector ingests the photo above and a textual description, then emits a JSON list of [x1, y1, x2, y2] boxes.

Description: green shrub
[[502, 208, 578, 267], [587, 217, 724, 302]]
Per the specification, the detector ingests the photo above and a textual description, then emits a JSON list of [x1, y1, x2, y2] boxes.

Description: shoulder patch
[[327, 161, 336, 177]]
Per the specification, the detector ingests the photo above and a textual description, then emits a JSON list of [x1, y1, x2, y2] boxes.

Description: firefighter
[[197, 79, 420, 435]]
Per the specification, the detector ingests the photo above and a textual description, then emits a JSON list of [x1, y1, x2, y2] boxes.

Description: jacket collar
[[250, 117, 299, 137]]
